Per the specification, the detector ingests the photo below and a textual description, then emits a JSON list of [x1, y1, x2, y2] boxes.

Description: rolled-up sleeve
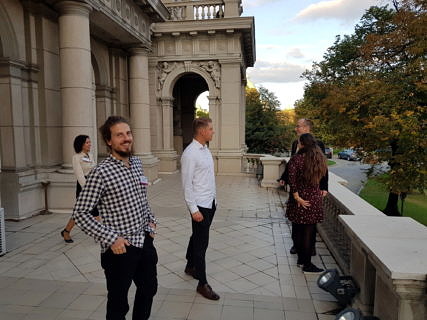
[[72, 169, 118, 247]]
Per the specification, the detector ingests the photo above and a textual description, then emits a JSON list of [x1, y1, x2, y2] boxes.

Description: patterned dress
[[286, 153, 328, 224]]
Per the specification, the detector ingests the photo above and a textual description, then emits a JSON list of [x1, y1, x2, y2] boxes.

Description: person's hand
[[296, 196, 311, 209], [321, 190, 328, 197], [148, 222, 156, 238], [191, 211, 204, 222], [279, 180, 285, 186], [110, 237, 130, 254]]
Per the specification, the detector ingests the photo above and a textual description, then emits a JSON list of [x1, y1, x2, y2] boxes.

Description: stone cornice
[[152, 17, 255, 66]]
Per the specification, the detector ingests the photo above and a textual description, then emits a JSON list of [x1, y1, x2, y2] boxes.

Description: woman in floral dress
[[286, 133, 328, 274]]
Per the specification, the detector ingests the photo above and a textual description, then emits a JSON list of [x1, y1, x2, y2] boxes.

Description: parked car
[[338, 149, 360, 161], [324, 147, 333, 159]]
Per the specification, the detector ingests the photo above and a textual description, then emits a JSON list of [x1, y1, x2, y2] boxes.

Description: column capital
[[207, 95, 219, 103], [55, 1, 92, 17], [160, 96, 174, 106], [128, 46, 151, 56]]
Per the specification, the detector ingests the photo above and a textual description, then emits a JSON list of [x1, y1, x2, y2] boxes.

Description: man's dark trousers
[[101, 234, 158, 320], [186, 200, 216, 284]]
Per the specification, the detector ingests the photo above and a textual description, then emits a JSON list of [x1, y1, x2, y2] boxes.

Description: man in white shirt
[[181, 118, 220, 300]]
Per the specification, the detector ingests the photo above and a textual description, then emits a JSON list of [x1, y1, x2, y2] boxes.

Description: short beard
[[112, 147, 132, 158]]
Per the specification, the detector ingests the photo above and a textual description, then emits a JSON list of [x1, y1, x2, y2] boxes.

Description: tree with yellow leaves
[[296, 0, 426, 215]]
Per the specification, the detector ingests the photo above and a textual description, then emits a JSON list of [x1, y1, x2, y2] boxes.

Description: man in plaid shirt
[[73, 116, 157, 320]]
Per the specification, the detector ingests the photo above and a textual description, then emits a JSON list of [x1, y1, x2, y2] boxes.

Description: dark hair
[[299, 133, 327, 185], [73, 135, 89, 153], [193, 118, 212, 136], [99, 116, 130, 149]]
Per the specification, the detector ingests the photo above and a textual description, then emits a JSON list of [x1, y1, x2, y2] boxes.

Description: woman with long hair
[[61, 135, 98, 243], [286, 133, 328, 274]]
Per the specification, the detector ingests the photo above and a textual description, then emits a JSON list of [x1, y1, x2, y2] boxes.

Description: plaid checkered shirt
[[72, 154, 157, 253]]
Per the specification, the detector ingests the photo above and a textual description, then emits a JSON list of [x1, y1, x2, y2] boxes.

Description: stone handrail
[[242, 153, 265, 180], [165, 0, 242, 21], [166, 0, 224, 21], [319, 172, 426, 320], [255, 157, 426, 319]]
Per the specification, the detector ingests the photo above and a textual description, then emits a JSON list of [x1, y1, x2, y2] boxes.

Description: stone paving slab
[[0, 174, 340, 319]]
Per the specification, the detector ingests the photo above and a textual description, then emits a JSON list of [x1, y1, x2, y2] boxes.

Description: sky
[[241, 0, 390, 109]]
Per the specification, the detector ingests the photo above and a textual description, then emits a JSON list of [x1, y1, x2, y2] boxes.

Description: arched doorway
[[172, 73, 209, 155]]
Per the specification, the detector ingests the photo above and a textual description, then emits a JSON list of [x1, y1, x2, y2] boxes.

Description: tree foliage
[[296, 0, 427, 215], [245, 86, 294, 154]]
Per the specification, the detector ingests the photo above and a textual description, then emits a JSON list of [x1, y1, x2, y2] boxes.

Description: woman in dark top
[[286, 133, 328, 274]]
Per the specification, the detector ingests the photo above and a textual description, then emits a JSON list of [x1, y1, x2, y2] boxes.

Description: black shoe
[[197, 283, 220, 300], [290, 246, 297, 254], [60, 229, 74, 243], [184, 266, 199, 279], [302, 263, 324, 274]]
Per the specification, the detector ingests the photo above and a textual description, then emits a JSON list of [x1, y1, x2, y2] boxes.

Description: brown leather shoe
[[197, 283, 220, 300]]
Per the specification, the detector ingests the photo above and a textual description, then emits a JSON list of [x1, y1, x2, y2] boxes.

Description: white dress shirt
[[72, 152, 96, 187], [181, 139, 216, 214]]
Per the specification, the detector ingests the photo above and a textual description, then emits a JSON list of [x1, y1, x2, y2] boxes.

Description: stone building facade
[[0, 0, 255, 220]]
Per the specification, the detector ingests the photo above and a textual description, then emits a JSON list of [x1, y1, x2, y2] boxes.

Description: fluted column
[[208, 95, 220, 151], [129, 47, 159, 181], [161, 97, 174, 150], [56, 1, 93, 170]]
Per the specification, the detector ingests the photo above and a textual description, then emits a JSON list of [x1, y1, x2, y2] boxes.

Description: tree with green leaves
[[245, 86, 293, 154], [296, 0, 427, 216]]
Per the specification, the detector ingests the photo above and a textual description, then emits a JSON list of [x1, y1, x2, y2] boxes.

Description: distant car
[[338, 149, 360, 161], [324, 147, 333, 159]]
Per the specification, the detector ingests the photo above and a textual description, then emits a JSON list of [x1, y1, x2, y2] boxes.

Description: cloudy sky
[[242, 0, 390, 109]]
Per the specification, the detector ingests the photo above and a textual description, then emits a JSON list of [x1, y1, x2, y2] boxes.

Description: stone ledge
[[339, 215, 427, 281]]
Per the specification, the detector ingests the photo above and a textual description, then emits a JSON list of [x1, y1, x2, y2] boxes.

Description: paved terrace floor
[[0, 174, 341, 320]]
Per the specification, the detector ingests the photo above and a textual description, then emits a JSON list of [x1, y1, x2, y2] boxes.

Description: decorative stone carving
[[199, 61, 221, 88], [98, 0, 150, 41], [157, 61, 177, 91]]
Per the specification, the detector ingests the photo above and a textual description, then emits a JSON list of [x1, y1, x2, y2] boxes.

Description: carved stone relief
[[156, 60, 221, 92], [157, 61, 177, 91], [199, 61, 221, 88]]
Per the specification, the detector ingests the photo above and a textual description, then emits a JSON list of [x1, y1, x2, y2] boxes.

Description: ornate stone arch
[[159, 61, 219, 99], [0, 2, 20, 59]]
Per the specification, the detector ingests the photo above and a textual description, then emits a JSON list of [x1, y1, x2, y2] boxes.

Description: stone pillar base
[[1, 171, 45, 220], [215, 150, 244, 175], [47, 171, 76, 213], [136, 154, 160, 183], [154, 150, 178, 174], [260, 156, 286, 188]]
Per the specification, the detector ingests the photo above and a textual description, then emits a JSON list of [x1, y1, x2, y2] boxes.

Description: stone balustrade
[[259, 156, 286, 188], [165, 0, 242, 21], [241, 153, 265, 177], [252, 158, 426, 320]]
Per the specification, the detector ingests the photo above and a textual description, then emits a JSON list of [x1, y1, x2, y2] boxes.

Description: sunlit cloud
[[242, 0, 281, 9], [295, 0, 386, 22], [247, 61, 306, 83]]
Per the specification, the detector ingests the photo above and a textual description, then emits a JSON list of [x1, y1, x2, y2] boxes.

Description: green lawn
[[327, 160, 336, 166], [359, 177, 427, 226]]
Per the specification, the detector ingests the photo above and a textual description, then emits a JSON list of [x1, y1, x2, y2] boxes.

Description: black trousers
[[294, 223, 317, 266], [186, 201, 216, 285], [100, 234, 158, 320]]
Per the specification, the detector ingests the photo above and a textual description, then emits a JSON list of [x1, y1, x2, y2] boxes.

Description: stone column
[[216, 60, 244, 174], [129, 47, 160, 181], [154, 97, 177, 173], [208, 95, 220, 150], [56, 1, 93, 170]]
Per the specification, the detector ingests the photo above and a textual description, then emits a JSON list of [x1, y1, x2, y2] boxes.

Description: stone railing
[[241, 153, 265, 180], [256, 158, 426, 320], [165, 0, 242, 21]]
